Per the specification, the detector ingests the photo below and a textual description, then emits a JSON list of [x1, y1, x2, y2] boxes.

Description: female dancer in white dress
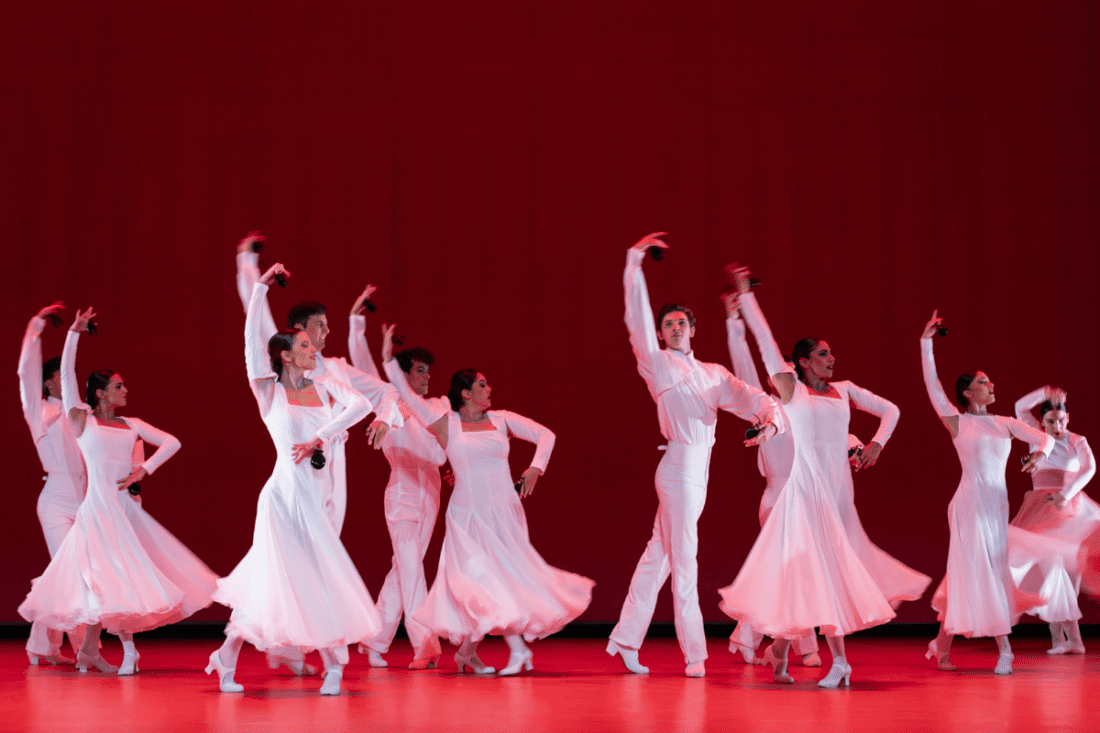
[[380, 324, 594, 676], [1009, 387, 1096, 654], [718, 268, 927, 688], [18, 308, 218, 675], [18, 302, 87, 664], [920, 311, 1056, 674], [207, 265, 382, 696]]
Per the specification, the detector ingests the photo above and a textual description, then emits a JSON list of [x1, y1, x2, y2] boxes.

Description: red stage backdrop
[[1, 2, 1096, 625]]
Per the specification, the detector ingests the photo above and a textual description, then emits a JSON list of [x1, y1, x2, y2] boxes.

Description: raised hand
[[630, 231, 669, 252], [721, 291, 741, 319], [351, 285, 378, 316], [725, 263, 754, 296], [1045, 386, 1067, 405], [71, 307, 97, 333], [260, 262, 290, 286], [380, 323, 397, 362], [238, 230, 266, 254], [921, 310, 943, 340], [37, 301, 66, 321]]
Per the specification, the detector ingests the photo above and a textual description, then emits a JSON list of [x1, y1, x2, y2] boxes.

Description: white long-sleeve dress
[[212, 285, 382, 658], [1008, 388, 1098, 623], [18, 330, 217, 634], [921, 340, 1059, 637], [385, 360, 594, 644]]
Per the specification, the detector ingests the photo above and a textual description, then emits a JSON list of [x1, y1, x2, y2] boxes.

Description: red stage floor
[[3, 636, 1097, 732]]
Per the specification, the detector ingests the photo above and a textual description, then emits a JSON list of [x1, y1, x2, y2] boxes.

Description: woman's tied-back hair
[[791, 338, 820, 384], [955, 371, 980, 410], [268, 330, 301, 378], [447, 369, 480, 411], [85, 369, 117, 409]]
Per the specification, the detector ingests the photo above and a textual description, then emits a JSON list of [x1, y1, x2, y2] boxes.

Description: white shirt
[[18, 317, 86, 496], [623, 249, 781, 447]]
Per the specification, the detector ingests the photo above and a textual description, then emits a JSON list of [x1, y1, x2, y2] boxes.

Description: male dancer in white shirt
[[346, 286, 446, 670], [235, 234, 403, 676], [18, 303, 87, 665], [607, 233, 783, 678]]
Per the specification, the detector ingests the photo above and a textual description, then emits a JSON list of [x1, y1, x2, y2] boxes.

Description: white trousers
[[730, 482, 818, 656], [28, 476, 86, 657], [610, 443, 711, 664], [365, 465, 442, 659]]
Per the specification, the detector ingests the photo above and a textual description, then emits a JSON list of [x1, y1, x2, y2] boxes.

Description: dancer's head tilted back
[[955, 371, 994, 412], [657, 303, 696, 353], [42, 356, 62, 399], [287, 301, 329, 353], [396, 347, 435, 397], [447, 369, 491, 412], [791, 338, 835, 384], [85, 369, 126, 411], [268, 330, 318, 379]]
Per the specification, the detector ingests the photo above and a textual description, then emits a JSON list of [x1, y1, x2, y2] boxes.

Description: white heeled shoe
[[1048, 641, 1086, 655], [817, 660, 851, 688], [729, 641, 760, 665], [319, 668, 343, 695], [499, 649, 534, 676], [762, 644, 793, 684], [118, 652, 140, 676], [76, 651, 118, 674], [606, 640, 649, 674], [267, 653, 318, 676], [685, 660, 705, 678], [205, 651, 244, 693], [925, 640, 956, 671], [994, 653, 1014, 675], [28, 653, 75, 666], [454, 650, 496, 674]]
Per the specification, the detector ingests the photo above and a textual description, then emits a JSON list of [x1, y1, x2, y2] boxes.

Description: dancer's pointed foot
[[817, 659, 851, 688], [1048, 642, 1086, 655], [204, 651, 243, 693], [762, 644, 793, 684], [729, 641, 760, 665], [76, 651, 118, 674], [606, 640, 649, 674], [925, 640, 956, 671]]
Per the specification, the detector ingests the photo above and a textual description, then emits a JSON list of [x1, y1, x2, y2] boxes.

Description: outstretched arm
[[500, 410, 555, 498], [61, 310, 95, 436], [236, 232, 279, 344], [846, 383, 900, 471], [290, 375, 376, 463], [348, 284, 381, 379], [18, 304, 63, 440], [623, 233, 668, 385], [920, 311, 959, 438]]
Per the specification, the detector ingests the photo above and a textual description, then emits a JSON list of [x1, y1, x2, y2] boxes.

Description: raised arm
[[623, 233, 668, 384], [337, 361, 402, 428], [1014, 386, 1048, 431], [728, 265, 796, 403], [383, 357, 447, 430], [236, 235, 278, 345], [920, 311, 959, 438], [61, 310, 95, 436], [500, 410, 555, 498], [348, 285, 381, 378], [246, 279, 279, 415], [18, 309, 54, 441], [1062, 437, 1096, 503], [724, 296, 763, 391], [846, 383, 900, 470]]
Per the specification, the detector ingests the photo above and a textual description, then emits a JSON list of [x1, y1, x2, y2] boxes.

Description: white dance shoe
[[320, 668, 343, 696], [817, 659, 851, 688], [499, 649, 534, 676], [454, 651, 496, 675], [1048, 642, 1086, 656], [606, 640, 649, 674], [729, 641, 760, 665], [684, 661, 705, 678], [994, 653, 1014, 675], [268, 653, 318, 676], [205, 651, 244, 693], [762, 644, 793, 684], [118, 652, 140, 676], [925, 640, 956, 671], [76, 651, 119, 674], [28, 653, 75, 666]]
